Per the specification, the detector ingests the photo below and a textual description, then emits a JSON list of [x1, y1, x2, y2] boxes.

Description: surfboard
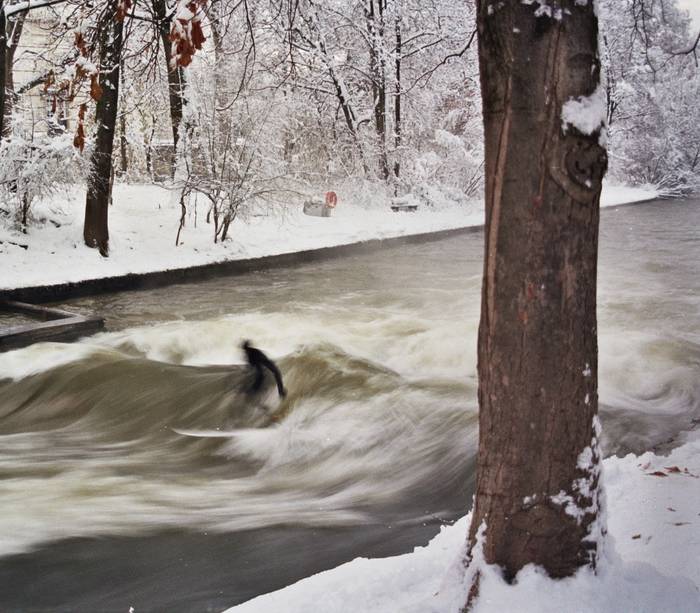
[[171, 427, 255, 438]]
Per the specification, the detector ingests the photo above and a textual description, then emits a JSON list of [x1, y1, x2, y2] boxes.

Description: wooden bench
[[390, 203, 418, 212]]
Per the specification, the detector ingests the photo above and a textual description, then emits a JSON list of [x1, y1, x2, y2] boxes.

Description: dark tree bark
[[466, 0, 608, 591], [153, 0, 185, 153], [0, 1, 6, 140], [393, 6, 401, 190], [366, 0, 389, 181], [84, 3, 124, 256], [119, 111, 128, 174], [145, 112, 156, 177]]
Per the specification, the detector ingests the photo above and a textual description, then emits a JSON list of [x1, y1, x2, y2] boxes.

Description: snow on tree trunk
[[366, 0, 389, 181], [0, 1, 6, 140], [466, 0, 608, 588], [83, 2, 124, 257], [393, 7, 401, 191]]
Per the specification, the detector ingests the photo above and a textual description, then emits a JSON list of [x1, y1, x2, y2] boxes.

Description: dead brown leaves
[[73, 104, 87, 152], [642, 465, 699, 478], [169, 0, 207, 68], [116, 0, 132, 22]]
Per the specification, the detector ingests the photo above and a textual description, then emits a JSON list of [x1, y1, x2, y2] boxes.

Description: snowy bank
[[226, 434, 700, 613], [0, 183, 657, 292]]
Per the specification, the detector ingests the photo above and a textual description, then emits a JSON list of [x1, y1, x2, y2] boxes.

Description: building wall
[[11, 10, 78, 136], [10, 8, 177, 180]]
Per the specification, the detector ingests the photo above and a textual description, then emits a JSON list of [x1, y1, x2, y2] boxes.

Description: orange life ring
[[325, 191, 338, 208]]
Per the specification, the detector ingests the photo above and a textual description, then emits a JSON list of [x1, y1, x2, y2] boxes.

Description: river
[[0, 198, 698, 612]]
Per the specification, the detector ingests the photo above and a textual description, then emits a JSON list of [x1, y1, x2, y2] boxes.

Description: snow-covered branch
[[4, 0, 68, 18]]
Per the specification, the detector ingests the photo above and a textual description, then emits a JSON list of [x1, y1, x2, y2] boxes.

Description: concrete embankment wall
[[0, 226, 480, 304]]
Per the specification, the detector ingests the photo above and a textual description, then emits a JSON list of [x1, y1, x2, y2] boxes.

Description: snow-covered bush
[[0, 128, 89, 231]]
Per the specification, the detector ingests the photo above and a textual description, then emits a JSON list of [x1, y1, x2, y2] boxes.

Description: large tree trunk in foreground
[[84, 3, 124, 256], [466, 0, 608, 589]]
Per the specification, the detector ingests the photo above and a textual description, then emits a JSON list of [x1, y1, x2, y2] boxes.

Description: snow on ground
[[0, 182, 658, 291], [227, 434, 700, 613]]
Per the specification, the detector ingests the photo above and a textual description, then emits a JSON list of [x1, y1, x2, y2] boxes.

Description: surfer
[[241, 340, 287, 398]]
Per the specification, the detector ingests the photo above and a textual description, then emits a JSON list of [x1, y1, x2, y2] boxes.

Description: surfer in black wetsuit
[[241, 340, 287, 398]]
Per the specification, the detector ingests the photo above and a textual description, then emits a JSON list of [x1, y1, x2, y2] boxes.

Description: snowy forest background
[[1, 0, 699, 238]]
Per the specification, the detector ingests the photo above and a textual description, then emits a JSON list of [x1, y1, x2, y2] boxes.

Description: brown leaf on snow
[[668, 507, 677, 512], [665, 466, 682, 473], [647, 471, 668, 477], [673, 522, 691, 527], [632, 534, 641, 539]]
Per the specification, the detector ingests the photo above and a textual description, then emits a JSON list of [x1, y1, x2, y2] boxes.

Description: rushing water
[[1, 198, 699, 612]]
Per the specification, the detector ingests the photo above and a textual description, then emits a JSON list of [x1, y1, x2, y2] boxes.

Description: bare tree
[[392, 0, 401, 188], [292, 0, 370, 174], [175, 90, 291, 245], [465, 0, 608, 603]]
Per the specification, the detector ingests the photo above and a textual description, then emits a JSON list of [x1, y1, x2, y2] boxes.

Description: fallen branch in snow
[[0, 240, 29, 250]]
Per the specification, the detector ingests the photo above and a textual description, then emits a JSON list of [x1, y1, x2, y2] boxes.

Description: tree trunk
[[208, 1, 229, 142], [466, 0, 608, 590], [118, 58, 128, 175], [84, 3, 124, 257], [145, 113, 156, 177], [0, 1, 6, 140], [3, 11, 26, 136], [119, 110, 128, 175], [393, 5, 401, 191], [153, 0, 184, 155], [366, 0, 389, 181]]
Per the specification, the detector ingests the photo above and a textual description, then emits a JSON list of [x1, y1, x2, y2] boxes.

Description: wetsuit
[[243, 342, 287, 398]]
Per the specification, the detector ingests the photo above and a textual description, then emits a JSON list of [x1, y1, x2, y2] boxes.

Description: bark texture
[[153, 0, 185, 153], [467, 0, 607, 582], [0, 2, 6, 140], [84, 3, 124, 256]]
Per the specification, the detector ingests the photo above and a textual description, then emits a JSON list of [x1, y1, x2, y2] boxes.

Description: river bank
[[227, 432, 700, 613], [0, 182, 657, 300], [1, 199, 698, 612]]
